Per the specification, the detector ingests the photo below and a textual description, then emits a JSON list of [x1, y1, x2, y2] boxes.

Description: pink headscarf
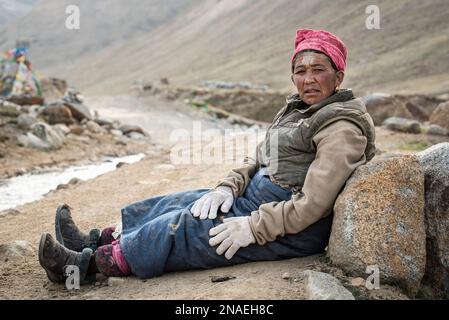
[[291, 29, 347, 72]]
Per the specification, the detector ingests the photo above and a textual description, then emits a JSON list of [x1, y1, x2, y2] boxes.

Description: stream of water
[[0, 153, 145, 211]]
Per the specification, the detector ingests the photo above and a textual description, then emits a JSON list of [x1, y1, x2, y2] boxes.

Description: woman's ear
[[335, 71, 344, 88]]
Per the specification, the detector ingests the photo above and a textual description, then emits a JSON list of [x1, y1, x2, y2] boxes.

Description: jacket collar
[[286, 89, 354, 114]]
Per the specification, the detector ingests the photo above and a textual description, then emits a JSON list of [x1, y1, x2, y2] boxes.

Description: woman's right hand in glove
[[190, 186, 234, 220]]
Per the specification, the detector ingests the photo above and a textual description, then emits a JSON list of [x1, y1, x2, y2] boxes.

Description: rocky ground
[[0, 90, 448, 300]]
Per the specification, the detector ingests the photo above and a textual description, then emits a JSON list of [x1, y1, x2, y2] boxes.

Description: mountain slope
[[0, 0, 38, 27], [2, 0, 448, 95]]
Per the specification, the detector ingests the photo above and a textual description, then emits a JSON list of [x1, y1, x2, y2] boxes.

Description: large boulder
[[363, 94, 413, 126], [429, 101, 449, 130], [382, 117, 422, 134], [328, 155, 426, 296], [418, 143, 449, 298]]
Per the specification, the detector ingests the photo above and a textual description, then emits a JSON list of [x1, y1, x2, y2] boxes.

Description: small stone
[[211, 275, 236, 283], [281, 272, 291, 280], [350, 277, 366, 287], [110, 129, 123, 137], [127, 132, 145, 140], [116, 162, 127, 168], [108, 277, 125, 287], [68, 177, 81, 185], [154, 164, 175, 171], [86, 120, 106, 134], [301, 270, 355, 300]]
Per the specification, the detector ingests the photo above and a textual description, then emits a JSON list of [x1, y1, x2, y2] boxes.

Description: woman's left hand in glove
[[209, 216, 256, 260]]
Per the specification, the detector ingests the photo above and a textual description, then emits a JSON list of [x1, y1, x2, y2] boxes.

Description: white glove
[[209, 216, 256, 260], [190, 186, 234, 220]]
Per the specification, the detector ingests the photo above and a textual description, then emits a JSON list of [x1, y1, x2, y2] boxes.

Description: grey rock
[[422, 124, 449, 136], [0, 240, 35, 262], [328, 155, 426, 297], [429, 101, 449, 130], [107, 277, 125, 287], [64, 102, 93, 121], [17, 114, 37, 130], [418, 143, 449, 298], [119, 124, 146, 136], [382, 117, 422, 134], [301, 270, 355, 300], [110, 129, 123, 137], [127, 132, 145, 140], [363, 94, 413, 126], [86, 120, 106, 134]]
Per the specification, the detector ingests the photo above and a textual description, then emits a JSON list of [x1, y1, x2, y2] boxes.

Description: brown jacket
[[215, 119, 369, 245]]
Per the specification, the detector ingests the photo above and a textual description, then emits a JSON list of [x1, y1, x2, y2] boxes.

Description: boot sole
[[38, 233, 64, 283], [54, 203, 69, 247]]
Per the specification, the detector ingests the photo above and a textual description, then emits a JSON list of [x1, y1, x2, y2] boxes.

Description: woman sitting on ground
[[38, 29, 376, 284]]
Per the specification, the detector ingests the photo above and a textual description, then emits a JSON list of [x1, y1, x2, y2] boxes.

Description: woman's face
[[291, 52, 344, 105]]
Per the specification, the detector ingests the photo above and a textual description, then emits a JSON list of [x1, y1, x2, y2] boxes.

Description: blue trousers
[[120, 169, 333, 278]]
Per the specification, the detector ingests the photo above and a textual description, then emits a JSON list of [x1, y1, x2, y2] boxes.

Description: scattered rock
[[418, 143, 449, 298], [422, 124, 449, 136], [119, 124, 146, 136], [6, 95, 44, 106], [211, 275, 236, 283], [363, 94, 413, 126], [127, 132, 146, 140], [301, 270, 355, 300], [328, 155, 426, 297], [0, 104, 21, 117], [53, 124, 71, 136], [350, 277, 366, 287], [110, 129, 123, 137], [40, 103, 75, 125], [30, 122, 65, 149], [17, 114, 37, 130], [64, 102, 93, 121], [114, 136, 128, 146], [405, 102, 429, 122], [429, 101, 449, 130], [69, 125, 84, 135], [0, 240, 35, 262], [382, 117, 421, 134], [68, 177, 81, 185], [94, 117, 114, 127], [107, 277, 125, 287], [281, 272, 291, 280], [86, 120, 106, 134], [116, 162, 127, 168]]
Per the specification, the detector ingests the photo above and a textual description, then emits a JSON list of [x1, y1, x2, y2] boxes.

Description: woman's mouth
[[304, 88, 321, 95]]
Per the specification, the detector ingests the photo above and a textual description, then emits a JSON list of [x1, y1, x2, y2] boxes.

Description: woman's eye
[[295, 70, 305, 74]]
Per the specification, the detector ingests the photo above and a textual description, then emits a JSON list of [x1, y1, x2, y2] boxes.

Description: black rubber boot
[[39, 233, 95, 284], [55, 204, 100, 252]]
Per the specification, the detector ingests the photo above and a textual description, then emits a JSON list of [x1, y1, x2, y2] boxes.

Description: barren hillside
[[1, 0, 449, 97]]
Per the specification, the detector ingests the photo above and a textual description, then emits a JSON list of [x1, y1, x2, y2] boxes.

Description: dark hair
[[292, 49, 338, 72]]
